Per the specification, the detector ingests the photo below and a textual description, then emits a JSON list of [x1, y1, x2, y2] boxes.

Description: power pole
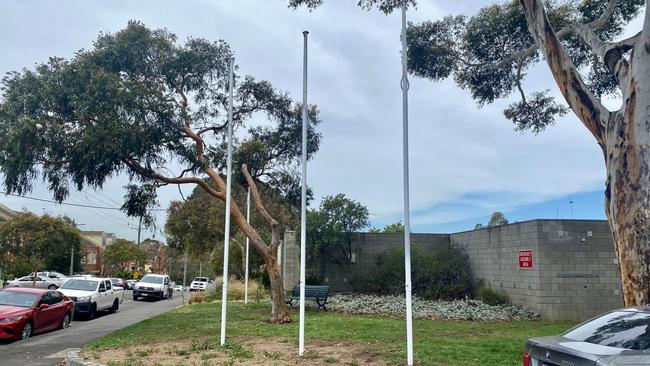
[[69, 245, 74, 276]]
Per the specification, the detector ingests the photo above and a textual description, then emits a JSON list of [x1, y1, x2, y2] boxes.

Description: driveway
[[0, 290, 184, 366]]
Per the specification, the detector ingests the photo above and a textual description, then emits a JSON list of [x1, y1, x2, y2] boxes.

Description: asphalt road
[[0, 290, 184, 366]]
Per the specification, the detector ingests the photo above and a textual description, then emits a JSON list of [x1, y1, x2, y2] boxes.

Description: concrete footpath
[[0, 291, 183, 366]]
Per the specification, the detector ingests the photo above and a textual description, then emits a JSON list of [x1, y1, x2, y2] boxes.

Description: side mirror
[[99, 288, 106, 293], [39, 303, 49, 310]]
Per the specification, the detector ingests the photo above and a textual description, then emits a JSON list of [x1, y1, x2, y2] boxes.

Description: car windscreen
[[60, 279, 98, 291], [564, 311, 650, 350], [140, 276, 164, 284], [0, 291, 38, 307], [194, 277, 208, 282]]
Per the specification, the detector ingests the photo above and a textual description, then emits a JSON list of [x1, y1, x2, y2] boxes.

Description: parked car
[[173, 285, 184, 292], [189, 277, 210, 292], [133, 274, 173, 301], [7, 276, 60, 290], [110, 278, 128, 290], [524, 307, 650, 366], [57, 278, 123, 319], [126, 279, 138, 288], [0, 288, 74, 341], [29, 271, 69, 288]]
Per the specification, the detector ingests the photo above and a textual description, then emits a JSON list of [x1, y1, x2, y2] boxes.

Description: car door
[[33, 293, 56, 333], [47, 291, 66, 327], [105, 280, 114, 307]]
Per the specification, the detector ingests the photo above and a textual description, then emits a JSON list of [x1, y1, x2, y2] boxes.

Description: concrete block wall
[[451, 219, 623, 321], [282, 220, 624, 321], [282, 231, 299, 292]]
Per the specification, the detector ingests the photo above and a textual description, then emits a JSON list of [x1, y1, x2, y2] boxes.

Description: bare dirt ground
[[84, 336, 388, 366]]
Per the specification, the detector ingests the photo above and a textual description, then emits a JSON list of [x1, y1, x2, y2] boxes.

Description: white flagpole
[[299, 30, 309, 356], [400, 2, 414, 366], [220, 57, 235, 346], [244, 187, 250, 304]]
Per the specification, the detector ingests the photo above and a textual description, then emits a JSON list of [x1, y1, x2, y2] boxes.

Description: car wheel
[[20, 321, 32, 341], [109, 299, 119, 314], [47, 285, 57, 290], [60, 313, 71, 329]]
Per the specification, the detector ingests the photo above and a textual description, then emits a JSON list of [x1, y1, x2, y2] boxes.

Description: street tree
[[102, 239, 148, 275], [289, 0, 650, 306], [0, 214, 81, 285], [306, 194, 369, 285], [487, 212, 509, 227], [0, 22, 321, 322]]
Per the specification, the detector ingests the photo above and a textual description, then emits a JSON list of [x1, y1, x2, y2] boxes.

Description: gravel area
[[325, 294, 539, 321]]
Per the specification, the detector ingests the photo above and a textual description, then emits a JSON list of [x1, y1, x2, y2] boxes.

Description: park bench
[[286, 284, 330, 311]]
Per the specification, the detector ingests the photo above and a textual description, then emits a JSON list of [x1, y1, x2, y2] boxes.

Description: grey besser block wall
[[282, 220, 624, 321], [451, 220, 623, 321]]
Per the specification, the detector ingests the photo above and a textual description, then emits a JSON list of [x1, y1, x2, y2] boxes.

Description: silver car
[[524, 307, 650, 365], [6, 275, 60, 290]]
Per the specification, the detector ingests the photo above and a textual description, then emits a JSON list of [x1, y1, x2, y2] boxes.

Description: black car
[[110, 278, 129, 290], [524, 307, 650, 365]]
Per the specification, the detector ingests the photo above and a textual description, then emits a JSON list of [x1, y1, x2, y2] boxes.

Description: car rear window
[[564, 310, 650, 350]]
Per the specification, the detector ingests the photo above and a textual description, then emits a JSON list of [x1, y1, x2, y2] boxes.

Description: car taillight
[[522, 351, 531, 366]]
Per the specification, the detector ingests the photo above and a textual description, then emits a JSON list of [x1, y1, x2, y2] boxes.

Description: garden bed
[[326, 294, 539, 321]]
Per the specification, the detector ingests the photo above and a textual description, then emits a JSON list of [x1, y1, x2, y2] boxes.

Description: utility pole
[[182, 249, 188, 304], [569, 200, 574, 219], [69, 245, 74, 276]]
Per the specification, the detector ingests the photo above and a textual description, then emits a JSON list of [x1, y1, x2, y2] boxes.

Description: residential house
[[80, 231, 116, 275], [0, 203, 20, 224]]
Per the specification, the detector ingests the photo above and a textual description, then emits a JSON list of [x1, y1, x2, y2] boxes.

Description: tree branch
[[123, 159, 224, 200], [519, 0, 611, 146], [241, 163, 280, 250]]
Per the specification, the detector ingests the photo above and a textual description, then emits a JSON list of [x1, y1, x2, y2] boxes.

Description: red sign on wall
[[519, 250, 533, 269]]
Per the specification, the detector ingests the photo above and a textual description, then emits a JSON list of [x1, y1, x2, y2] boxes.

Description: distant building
[[80, 231, 116, 275], [140, 239, 170, 274]]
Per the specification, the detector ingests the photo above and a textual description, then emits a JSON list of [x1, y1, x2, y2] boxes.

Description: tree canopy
[[0, 20, 320, 219], [102, 238, 148, 275], [0, 214, 81, 280]]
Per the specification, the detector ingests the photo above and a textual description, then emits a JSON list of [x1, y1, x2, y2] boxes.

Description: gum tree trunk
[[604, 10, 650, 305], [520, 0, 650, 305]]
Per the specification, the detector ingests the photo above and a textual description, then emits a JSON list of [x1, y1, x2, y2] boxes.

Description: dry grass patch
[[84, 336, 383, 366]]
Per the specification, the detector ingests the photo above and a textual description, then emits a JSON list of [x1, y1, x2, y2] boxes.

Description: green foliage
[[289, 0, 645, 133], [477, 287, 510, 306], [370, 221, 404, 234], [103, 239, 148, 275], [0, 214, 81, 279], [367, 243, 474, 300], [487, 211, 509, 227], [0, 21, 321, 228], [305, 193, 369, 266]]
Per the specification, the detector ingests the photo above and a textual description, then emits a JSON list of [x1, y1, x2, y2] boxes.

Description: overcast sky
[[1, 0, 639, 241]]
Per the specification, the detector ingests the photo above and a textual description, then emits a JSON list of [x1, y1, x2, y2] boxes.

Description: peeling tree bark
[[520, 0, 650, 306]]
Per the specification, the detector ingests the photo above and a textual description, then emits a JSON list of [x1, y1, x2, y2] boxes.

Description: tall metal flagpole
[[244, 187, 251, 304], [298, 30, 309, 356], [220, 57, 235, 346], [400, 2, 414, 366]]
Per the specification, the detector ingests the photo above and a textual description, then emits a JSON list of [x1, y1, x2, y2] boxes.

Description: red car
[[0, 287, 74, 341]]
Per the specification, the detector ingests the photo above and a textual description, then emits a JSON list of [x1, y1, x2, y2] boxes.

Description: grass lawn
[[87, 301, 575, 365]]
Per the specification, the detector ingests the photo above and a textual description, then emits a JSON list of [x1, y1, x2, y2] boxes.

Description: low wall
[[282, 219, 624, 321]]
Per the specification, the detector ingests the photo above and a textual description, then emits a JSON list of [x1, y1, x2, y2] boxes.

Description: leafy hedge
[[365, 243, 474, 300]]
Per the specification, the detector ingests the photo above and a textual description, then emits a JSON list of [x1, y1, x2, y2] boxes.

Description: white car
[[190, 277, 210, 292], [174, 285, 185, 292], [133, 274, 173, 301], [30, 271, 69, 288], [58, 277, 123, 319], [7, 275, 60, 290]]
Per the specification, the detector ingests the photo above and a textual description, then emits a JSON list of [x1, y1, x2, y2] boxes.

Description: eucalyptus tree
[[0, 21, 321, 322], [290, 0, 650, 306]]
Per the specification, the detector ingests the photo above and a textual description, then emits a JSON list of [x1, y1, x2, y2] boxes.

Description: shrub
[[477, 287, 510, 306], [366, 242, 474, 300]]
